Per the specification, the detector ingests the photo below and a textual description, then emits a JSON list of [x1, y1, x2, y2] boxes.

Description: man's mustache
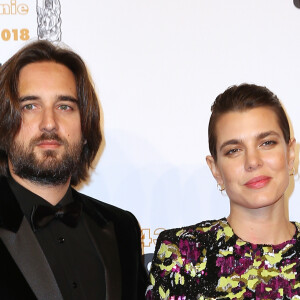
[[30, 133, 65, 146]]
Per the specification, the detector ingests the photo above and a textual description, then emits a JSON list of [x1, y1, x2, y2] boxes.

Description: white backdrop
[[1, 0, 300, 264]]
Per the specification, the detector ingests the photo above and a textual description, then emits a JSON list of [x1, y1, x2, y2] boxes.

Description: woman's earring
[[217, 183, 225, 192], [290, 167, 296, 176]]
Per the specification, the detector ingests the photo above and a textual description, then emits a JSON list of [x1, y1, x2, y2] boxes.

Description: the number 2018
[[1, 29, 29, 41]]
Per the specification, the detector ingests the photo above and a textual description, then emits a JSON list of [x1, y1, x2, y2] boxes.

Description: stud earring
[[290, 167, 296, 176], [217, 183, 225, 192]]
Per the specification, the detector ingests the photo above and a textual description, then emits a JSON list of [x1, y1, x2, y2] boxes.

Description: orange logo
[[0, 0, 29, 15]]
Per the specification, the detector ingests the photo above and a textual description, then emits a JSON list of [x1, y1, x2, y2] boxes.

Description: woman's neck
[[227, 202, 295, 245]]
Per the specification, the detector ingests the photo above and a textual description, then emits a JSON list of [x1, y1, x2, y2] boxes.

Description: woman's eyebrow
[[256, 130, 280, 140], [219, 139, 241, 151], [219, 131, 281, 151]]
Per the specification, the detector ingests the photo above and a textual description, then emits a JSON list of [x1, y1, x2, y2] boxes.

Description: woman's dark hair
[[208, 83, 290, 161], [0, 40, 101, 185]]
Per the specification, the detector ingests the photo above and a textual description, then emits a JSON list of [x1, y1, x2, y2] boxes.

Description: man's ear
[[288, 138, 296, 170], [206, 155, 224, 186]]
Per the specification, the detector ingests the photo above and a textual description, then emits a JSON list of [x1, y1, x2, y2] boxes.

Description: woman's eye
[[262, 140, 277, 147], [225, 148, 240, 156]]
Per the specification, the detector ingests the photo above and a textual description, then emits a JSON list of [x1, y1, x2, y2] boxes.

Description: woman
[[146, 84, 298, 299]]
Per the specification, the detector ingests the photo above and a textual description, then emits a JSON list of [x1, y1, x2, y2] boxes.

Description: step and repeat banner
[[1, 0, 300, 270]]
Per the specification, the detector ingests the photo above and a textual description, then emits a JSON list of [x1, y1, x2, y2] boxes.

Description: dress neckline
[[220, 217, 299, 248]]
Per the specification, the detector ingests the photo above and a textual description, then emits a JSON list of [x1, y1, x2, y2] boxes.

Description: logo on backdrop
[[36, 0, 61, 41], [141, 227, 165, 272], [0, 0, 28, 14], [0, 0, 29, 44]]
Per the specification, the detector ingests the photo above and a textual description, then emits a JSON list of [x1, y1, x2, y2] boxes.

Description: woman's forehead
[[215, 107, 283, 146]]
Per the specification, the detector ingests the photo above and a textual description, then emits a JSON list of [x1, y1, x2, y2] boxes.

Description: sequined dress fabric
[[146, 218, 300, 300]]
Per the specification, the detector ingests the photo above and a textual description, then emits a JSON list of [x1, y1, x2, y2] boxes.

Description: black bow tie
[[31, 201, 83, 232]]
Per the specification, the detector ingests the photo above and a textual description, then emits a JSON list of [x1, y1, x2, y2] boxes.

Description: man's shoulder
[[72, 188, 138, 226]]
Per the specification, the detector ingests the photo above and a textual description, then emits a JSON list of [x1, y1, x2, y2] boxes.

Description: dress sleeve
[[146, 225, 209, 300], [145, 229, 189, 300]]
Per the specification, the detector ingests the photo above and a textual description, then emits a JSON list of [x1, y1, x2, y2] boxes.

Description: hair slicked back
[[208, 84, 290, 161]]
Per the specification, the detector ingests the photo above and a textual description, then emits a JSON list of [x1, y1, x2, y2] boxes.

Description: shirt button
[[72, 282, 78, 289], [58, 237, 65, 244]]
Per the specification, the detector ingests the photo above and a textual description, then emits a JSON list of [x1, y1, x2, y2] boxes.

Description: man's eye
[[23, 104, 36, 110], [58, 105, 71, 110]]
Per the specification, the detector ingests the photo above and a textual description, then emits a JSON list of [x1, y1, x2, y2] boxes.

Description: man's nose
[[39, 108, 58, 132]]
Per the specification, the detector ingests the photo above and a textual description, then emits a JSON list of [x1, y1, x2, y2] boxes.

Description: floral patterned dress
[[146, 218, 300, 300]]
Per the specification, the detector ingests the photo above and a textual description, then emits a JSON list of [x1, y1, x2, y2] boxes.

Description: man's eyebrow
[[19, 95, 39, 102], [57, 95, 78, 102], [18, 95, 78, 103], [219, 131, 281, 152]]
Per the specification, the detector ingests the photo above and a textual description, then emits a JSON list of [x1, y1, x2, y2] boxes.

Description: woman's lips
[[244, 176, 272, 189]]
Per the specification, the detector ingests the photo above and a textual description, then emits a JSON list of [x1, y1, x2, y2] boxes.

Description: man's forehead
[[18, 62, 78, 100]]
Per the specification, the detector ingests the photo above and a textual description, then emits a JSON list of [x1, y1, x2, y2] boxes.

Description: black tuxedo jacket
[[0, 177, 148, 300]]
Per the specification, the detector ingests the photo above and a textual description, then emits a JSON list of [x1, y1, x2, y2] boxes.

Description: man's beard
[[8, 133, 84, 186]]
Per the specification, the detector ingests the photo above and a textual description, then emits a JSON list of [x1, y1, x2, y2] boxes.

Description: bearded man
[[0, 40, 147, 300]]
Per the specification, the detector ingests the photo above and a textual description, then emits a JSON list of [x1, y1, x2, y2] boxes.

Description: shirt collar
[[7, 176, 73, 223]]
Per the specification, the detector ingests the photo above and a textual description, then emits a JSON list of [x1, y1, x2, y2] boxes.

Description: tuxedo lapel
[[72, 189, 122, 300], [0, 178, 63, 300], [0, 217, 63, 300], [72, 188, 148, 300], [83, 216, 122, 300]]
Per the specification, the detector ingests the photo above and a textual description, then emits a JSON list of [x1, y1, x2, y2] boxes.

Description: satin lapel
[[83, 216, 122, 300], [0, 217, 63, 300]]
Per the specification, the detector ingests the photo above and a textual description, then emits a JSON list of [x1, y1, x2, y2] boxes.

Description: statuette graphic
[[36, 0, 61, 41]]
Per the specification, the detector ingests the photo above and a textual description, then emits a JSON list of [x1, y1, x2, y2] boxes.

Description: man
[[0, 40, 148, 299]]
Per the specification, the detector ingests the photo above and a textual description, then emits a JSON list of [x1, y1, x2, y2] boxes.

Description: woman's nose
[[244, 149, 263, 171]]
